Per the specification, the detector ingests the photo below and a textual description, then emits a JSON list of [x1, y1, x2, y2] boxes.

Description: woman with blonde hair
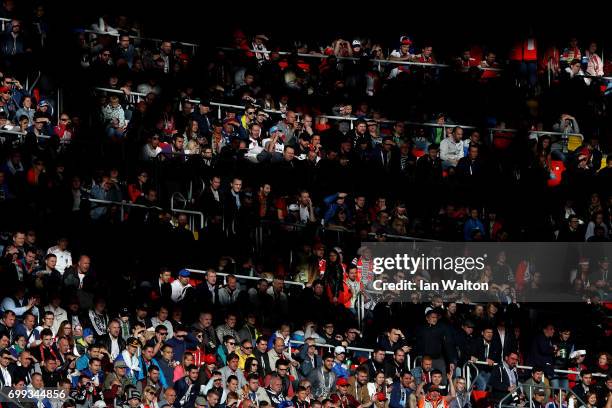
[[142, 386, 159, 408]]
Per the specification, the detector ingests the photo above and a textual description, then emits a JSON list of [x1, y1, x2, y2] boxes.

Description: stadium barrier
[[81, 29, 199, 54]]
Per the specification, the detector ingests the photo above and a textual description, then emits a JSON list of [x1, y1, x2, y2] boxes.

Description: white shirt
[[440, 136, 465, 163], [150, 317, 173, 339], [1, 365, 11, 386], [108, 335, 120, 359], [299, 205, 311, 223], [262, 138, 284, 154], [77, 272, 85, 289], [44, 305, 67, 336], [170, 280, 191, 303], [47, 246, 72, 275]]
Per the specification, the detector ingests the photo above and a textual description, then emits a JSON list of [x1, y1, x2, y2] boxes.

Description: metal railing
[[186, 269, 306, 288], [498, 383, 586, 408], [469, 360, 608, 379], [0, 128, 53, 142], [169, 193, 205, 231], [217, 46, 505, 71], [81, 29, 199, 54], [289, 339, 400, 363], [0, 18, 10, 32], [86, 197, 162, 221], [92, 87, 584, 144]]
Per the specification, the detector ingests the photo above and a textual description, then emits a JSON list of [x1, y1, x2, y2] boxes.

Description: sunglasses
[[159, 332, 168, 336], [61, 118, 69, 121], [243, 346, 253, 350], [227, 342, 236, 346]]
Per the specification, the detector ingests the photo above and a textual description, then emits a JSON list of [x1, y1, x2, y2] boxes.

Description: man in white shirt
[[0, 350, 12, 386], [44, 293, 67, 336], [440, 126, 465, 169], [149, 306, 174, 339], [170, 269, 192, 303], [141, 135, 162, 160], [46, 238, 72, 275]]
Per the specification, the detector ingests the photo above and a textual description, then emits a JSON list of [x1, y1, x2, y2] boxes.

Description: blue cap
[[83, 328, 93, 338], [178, 269, 190, 278], [269, 125, 280, 134]]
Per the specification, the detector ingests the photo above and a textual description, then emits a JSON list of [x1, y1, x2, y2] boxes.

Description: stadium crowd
[[0, 6, 610, 408]]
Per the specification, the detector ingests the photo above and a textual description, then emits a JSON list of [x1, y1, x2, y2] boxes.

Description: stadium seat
[[567, 134, 583, 152]]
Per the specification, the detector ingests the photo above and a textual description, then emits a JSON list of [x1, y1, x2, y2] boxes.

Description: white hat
[[569, 350, 586, 359], [93, 401, 107, 408], [334, 346, 346, 354], [288, 204, 299, 211]]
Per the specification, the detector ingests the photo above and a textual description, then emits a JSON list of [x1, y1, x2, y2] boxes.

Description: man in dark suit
[[222, 177, 243, 238], [197, 176, 223, 226], [489, 352, 520, 402], [371, 136, 400, 175], [98, 320, 126, 360], [195, 270, 220, 310], [492, 318, 517, 364]]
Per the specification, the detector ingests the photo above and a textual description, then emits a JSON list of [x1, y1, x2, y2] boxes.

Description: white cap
[[569, 350, 586, 359], [93, 401, 107, 408], [288, 204, 299, 211], [334, 346, 346, 355]]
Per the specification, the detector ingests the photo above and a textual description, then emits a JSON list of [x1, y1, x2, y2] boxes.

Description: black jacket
[[98, 334, 126, 356], [470, 337, 502, 371], [489, 364, 519, 401], [413, 322, 456, 362]]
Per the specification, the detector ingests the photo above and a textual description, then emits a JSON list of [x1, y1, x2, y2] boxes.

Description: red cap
[[376, 392, 387, 402], [204, 354, 217, 365], [336, 378, 349, 386], [0, 86, 10, 93]]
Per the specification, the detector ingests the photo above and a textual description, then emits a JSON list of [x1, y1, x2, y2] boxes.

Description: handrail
[[169, 198, 204, 230], [0, 128, 53, 140], [86, 197, 162, 221], [462, 361, 479, 391], [289, 340, 399, 363], [499, 382, 587, 408], [217, 46, 504, 71], [81, 29, 199, 48], [471, 360, 607, 378], [186, 269, 306, 288], [367, 232, 440, 242]]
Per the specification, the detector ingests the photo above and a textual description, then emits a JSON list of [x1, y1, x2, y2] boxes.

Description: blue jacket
[[165, 333, 199, 362], [323, 193, 350, 224], [138, 356, 168, 388], [389, 381, 413, 408], [463, 218, 485, 241]]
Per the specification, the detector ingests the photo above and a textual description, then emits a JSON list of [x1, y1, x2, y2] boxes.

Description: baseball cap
[[93, 401, 107, 408], [0, 86, 9, 93], [204, 354, 217, 365], [83, 328, 94, 338], [195, 396, 207, 406], [288, 204, 299, 212], [352, 40, 361, 47], [400, 36, 412, 45], [336, 377, 349, 386], [119, 307, 130, 317], [178, 269, 190, 278], [534, 388, 546, 396], [114, 360, 128, 369], [334, 346, 346, 355], [255, 34, 269, 41], [269, 125, 281, 134]]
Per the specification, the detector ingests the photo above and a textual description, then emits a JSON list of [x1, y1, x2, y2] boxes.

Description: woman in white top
[[367, 371, 390, 408]]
